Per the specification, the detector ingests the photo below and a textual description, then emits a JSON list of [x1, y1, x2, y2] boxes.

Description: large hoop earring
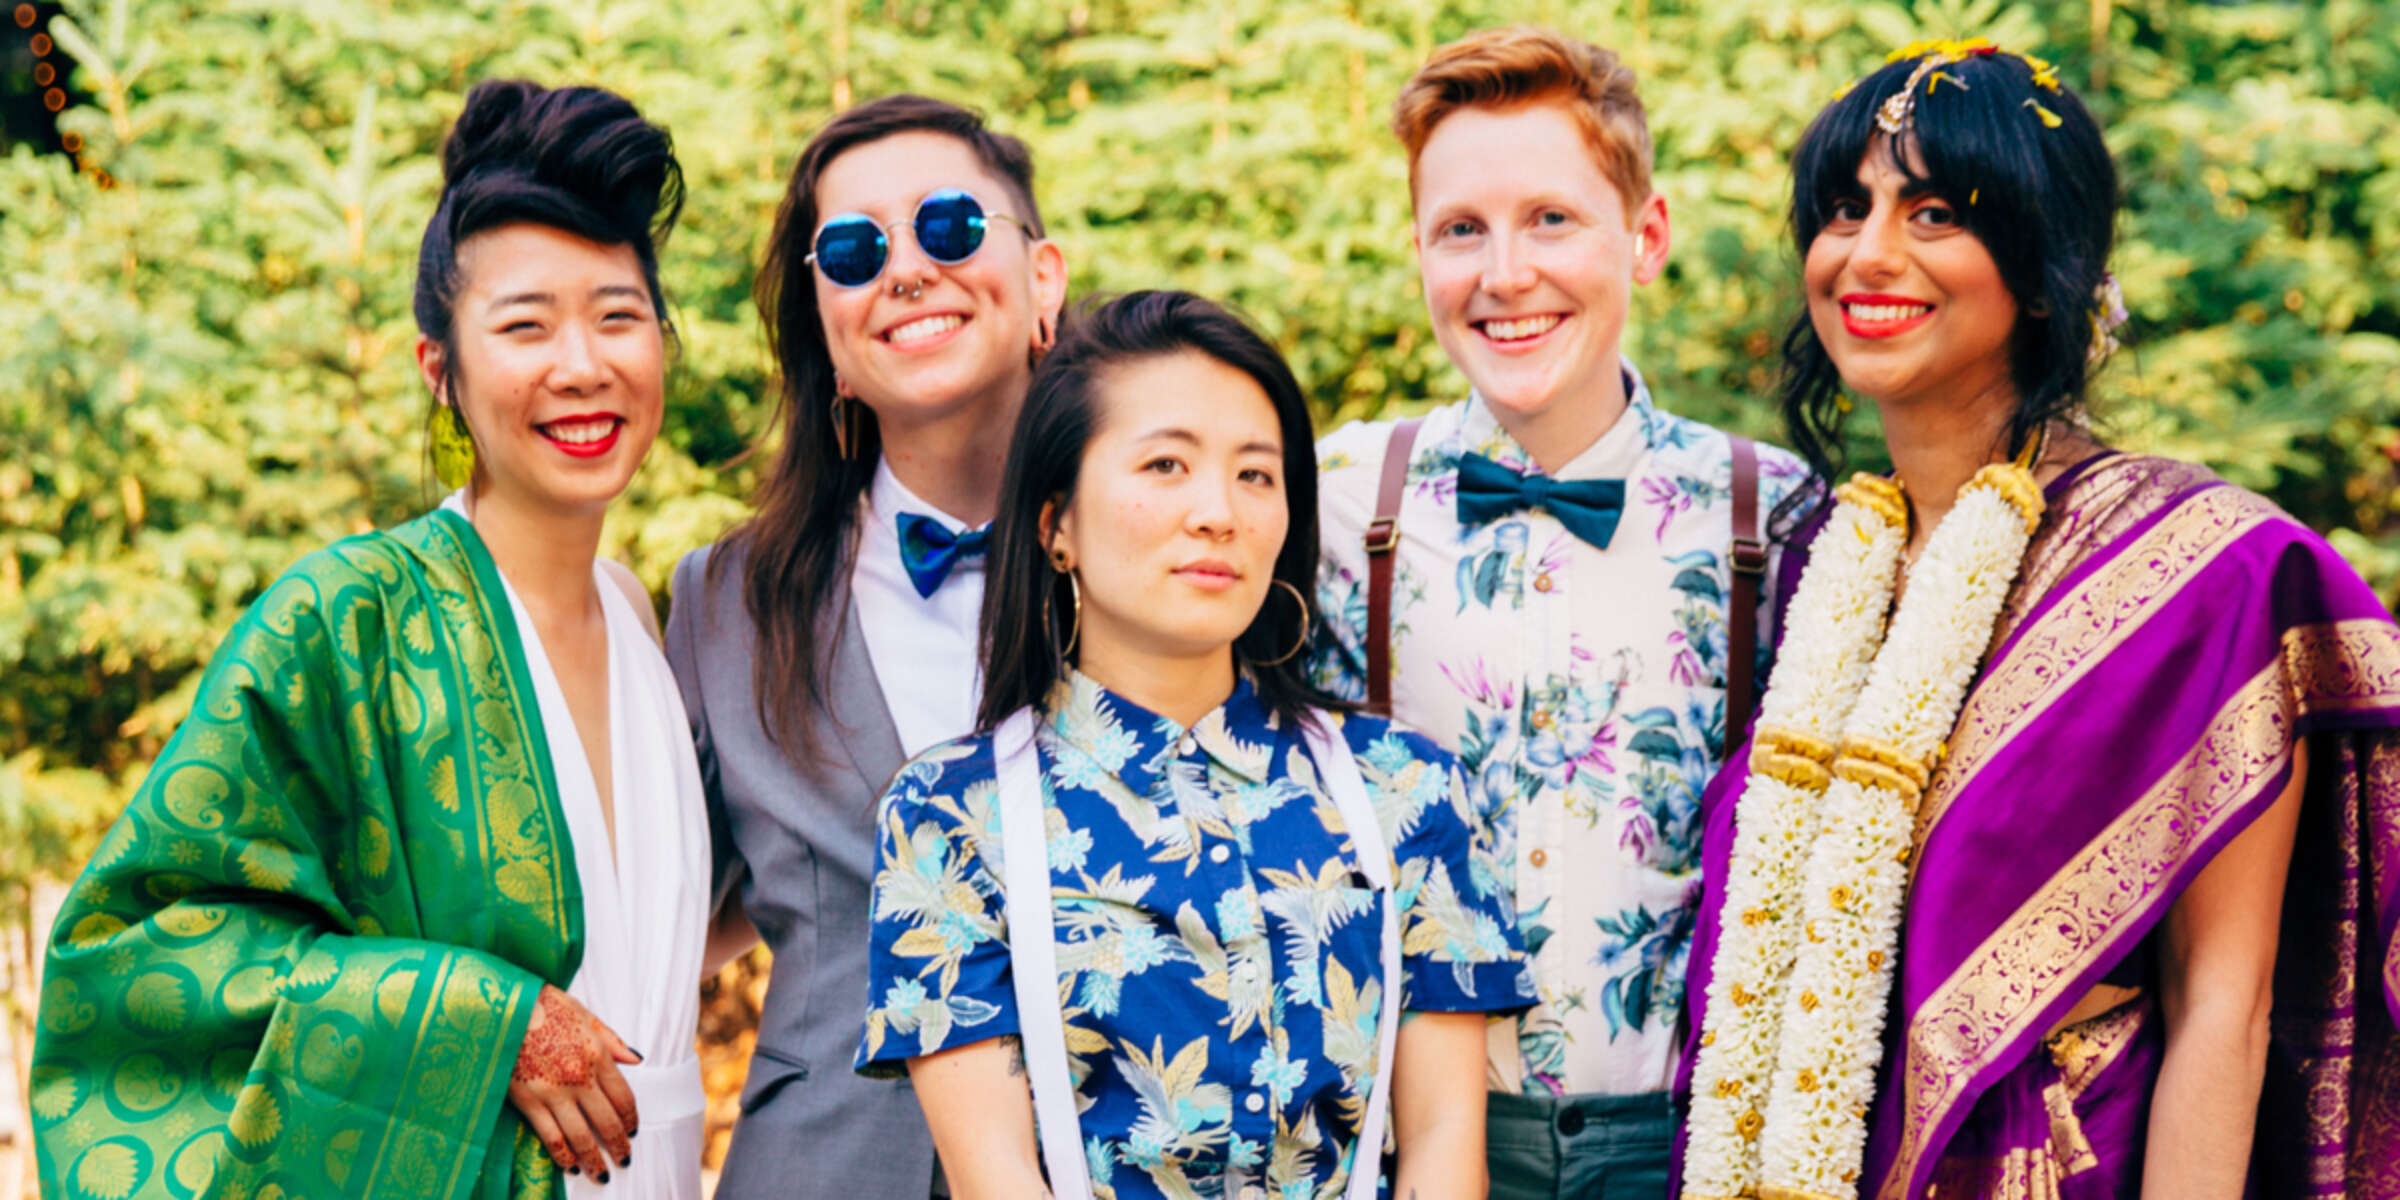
[[1044, 570, 1082, 664], [1247, 578, 1310, 667]]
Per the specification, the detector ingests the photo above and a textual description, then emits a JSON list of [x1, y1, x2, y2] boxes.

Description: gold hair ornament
[[1847, 38, 2063, 136]]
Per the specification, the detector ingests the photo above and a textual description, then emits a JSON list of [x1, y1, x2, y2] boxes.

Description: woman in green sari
[[30, 80, 696, 1199]]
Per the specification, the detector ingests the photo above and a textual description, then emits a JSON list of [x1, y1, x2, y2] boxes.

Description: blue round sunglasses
[[807, 188, 1033, 289]]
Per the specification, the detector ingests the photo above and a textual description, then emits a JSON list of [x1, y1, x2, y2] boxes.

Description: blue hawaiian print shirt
[[857, 673, 1534, 1199]]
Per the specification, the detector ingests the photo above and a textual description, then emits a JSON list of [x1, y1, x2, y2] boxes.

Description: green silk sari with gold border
[[32, 509, 583, 1200]]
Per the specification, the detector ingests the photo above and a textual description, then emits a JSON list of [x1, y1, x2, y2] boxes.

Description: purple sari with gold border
[[1676, 453, 2400, 1198]]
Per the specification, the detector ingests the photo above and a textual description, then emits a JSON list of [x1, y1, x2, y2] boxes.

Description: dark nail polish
[[597, 1171, 611, 1184], [632, 1047, 646, 1062], [619, 1156, 632, 1169], [627, 1128, 639, 1139], [568, 1167, 580, 1176]]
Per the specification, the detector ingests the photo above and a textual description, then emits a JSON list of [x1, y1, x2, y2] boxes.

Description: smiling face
[[1412, 101, 1669, 432], [1048, 350, 1290, 676], [420, 221, 664, 517], [1804, 137, 2020, 414], [811, 130, 1067, 436]]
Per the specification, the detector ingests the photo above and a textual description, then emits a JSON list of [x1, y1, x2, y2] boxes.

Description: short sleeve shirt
[[1311, 365, 1813, 1097], [857, 673, 1534, 1200]]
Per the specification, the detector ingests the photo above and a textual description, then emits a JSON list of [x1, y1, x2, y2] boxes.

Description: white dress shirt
[[853, 459, 987, 758]]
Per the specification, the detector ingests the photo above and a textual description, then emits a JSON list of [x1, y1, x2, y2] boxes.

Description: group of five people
[[30, 24, 2400, 1200]]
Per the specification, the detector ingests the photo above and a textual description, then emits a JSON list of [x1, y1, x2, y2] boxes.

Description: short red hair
[[1393, 26, 1652, 224]]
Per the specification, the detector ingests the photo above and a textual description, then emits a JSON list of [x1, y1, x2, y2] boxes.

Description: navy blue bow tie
[[1454, 453, 1628, 550], [896, 513, 988, 598]]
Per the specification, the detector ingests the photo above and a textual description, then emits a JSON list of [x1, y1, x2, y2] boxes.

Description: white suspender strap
[[1301, 717, 1403, 1200], [995, 709, 1095, 1200], [998, 708, 1401, 1200]]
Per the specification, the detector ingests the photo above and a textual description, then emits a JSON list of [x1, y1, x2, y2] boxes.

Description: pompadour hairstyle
[[1391, 25, 1652, 222]]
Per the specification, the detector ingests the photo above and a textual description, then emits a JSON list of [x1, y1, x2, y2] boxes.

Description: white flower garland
[[1683, 464, 2044, 1200]]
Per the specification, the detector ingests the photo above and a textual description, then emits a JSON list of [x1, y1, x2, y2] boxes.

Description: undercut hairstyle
[[414, 79, 683, 426], [1392, 25, 1652, 222], [1780, 50, 2118, 487], [734, 95, 1048, 763], [976, 291, 1349, 733]]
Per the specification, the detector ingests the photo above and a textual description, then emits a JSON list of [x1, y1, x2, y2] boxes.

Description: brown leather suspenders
[[1360, 418, 1765, 745], [1362, 417, 1423, 717], [1725, 436, 1765, 743]]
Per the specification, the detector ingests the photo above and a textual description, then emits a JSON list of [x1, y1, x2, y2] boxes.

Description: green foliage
[[3, 0, 2396, 832]]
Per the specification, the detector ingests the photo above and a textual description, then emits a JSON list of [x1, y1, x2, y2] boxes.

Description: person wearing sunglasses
[[662, 94, 1068, 1200]]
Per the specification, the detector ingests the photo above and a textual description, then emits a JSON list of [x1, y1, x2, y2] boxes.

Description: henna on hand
[[514, 985, 600, 1088]]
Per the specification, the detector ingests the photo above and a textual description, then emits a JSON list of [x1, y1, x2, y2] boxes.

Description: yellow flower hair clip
[[1840, 38, 2066, 135]]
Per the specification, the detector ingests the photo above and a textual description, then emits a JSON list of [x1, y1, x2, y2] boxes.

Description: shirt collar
[[866, 457, 977, 535], [1455, 357, 1660, 482], [1042, 670, 1278, 794]]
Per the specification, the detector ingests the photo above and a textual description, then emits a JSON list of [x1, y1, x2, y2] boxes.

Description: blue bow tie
[[896, 513, 989, 598], [1454, 452, 1627, 549]]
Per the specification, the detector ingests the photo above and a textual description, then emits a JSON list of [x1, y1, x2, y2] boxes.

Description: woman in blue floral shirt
[[856, 291, 1534, 1199]]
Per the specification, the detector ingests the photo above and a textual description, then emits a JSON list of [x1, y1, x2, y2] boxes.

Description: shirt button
[[1529, 848, 1548, 868], [1177, 734, 1197, 756], [1534, 573, 1554, 593], [1557, 1105, 1586, 1135], [1245, 1093, 1265, 1113], [1210, 844, 1231, 864]]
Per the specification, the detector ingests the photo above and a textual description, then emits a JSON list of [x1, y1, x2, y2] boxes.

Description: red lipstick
[[539, 414, 623, 459], [1840, 293, 1935, 339]]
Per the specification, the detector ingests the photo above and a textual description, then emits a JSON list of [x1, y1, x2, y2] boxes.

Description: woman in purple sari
[[1675, 40, 2400, 1200]]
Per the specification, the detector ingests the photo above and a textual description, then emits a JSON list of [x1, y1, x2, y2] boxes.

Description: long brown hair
[[723, 95, 1048, 761]]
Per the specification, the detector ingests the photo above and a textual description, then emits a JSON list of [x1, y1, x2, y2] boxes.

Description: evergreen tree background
[[3, 0, 2394, 1182]]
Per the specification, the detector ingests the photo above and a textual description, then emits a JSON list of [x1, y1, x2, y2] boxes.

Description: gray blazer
[[665, 543, 941, 1200]]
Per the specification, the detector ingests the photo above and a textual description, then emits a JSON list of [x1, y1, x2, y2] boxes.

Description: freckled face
[[810, 131, 1066, 430], [1804, 137, 2019, 412], [1049, 351, 1290, 667], [1412, 102, 1669, 423], [427, 222, 665, 517]]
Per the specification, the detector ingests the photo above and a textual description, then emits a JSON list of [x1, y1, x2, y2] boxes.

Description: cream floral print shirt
[[1311, 364, 1811, 1097]]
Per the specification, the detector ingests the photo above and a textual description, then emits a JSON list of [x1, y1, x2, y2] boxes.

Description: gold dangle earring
[[432, 402, 476, 490], [1247, 578, 1311, 667]]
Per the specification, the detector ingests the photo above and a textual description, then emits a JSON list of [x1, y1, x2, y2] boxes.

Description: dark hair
[[414, 80, 683, 428], [1780, 49, 2117, 486], [976, 291, 1347, 732], [728, 95, 1049, 761]]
